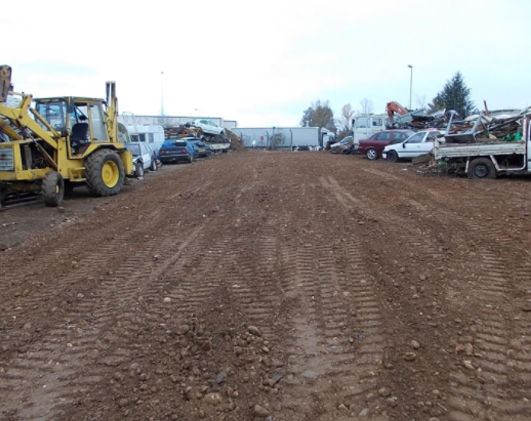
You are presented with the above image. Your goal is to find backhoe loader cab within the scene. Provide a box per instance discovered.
[0,65,134,207]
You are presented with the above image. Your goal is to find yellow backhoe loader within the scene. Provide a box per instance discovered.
[0,65,134,207]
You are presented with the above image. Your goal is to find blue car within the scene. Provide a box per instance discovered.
[159,138,195,164]
[187,138,211,158]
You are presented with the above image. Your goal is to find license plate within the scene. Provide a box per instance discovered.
[198,149,205,152]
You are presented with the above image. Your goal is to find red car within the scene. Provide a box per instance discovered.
[358,129,415,160]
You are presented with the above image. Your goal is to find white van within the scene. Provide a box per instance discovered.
[351,115,387,152]
[126,125,165,155]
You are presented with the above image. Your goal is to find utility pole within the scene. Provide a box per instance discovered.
[160,71,164,116]
[408,65,413,110]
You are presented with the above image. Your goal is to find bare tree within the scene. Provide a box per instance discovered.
[360,98,373,116]
[300,100,336,132]
[416,95,427,109]
[340,104,355,131]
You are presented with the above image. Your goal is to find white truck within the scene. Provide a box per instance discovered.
[232,126,334,150]
[351,114,386,152]
[434,112,530,179]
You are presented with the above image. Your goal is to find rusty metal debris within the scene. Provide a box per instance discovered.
[444,110,523,144]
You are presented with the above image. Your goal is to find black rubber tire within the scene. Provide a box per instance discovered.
[387,150,399,163]
[85,149,125,196]
[468,158,497,179]
[150,159,157,171]
[41,171,64,207]
[366,148,378,160]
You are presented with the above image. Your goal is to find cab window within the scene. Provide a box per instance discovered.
[36,100,68,131]
[356,118,368,128]
[89,103,108,141]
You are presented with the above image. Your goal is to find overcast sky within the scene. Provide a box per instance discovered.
[3,0,530,127]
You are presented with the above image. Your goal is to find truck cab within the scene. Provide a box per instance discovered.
[352,115,386,152]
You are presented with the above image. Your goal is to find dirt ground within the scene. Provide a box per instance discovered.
[1,151,531,421]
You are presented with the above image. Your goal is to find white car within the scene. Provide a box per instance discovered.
[125,141,158,177]
[192,119,224,136]
[382,130,442,163]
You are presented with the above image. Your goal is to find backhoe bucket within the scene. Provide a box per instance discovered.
[0,65,13,103]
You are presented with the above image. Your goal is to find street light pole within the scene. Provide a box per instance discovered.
[408,65,413,110]
[160,71,164,116]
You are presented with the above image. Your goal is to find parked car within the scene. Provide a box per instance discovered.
[382,130,443,163]
[125,142,158,177]
[192,119,224,136]
[330,136,354,154]
[187,138,211,158]
[358,130,416,160]
[159,138,195,164]
[203,142,212,157]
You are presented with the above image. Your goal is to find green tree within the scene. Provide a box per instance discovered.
[300,100,336,132]
[428,72,476,117]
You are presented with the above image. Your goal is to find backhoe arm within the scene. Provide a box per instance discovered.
[386,101,409,124]
[0,95,59,150]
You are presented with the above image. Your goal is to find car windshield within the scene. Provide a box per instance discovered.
[175,141,187,147]
[125,144,141,157]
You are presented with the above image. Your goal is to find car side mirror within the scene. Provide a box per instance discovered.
[402,142,406,148]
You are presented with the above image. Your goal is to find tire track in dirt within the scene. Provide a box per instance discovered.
[0,223,204,420]
[334,161,531,420]
[0,159,247,420]
[367,176,531,421]
[274,175,388,421]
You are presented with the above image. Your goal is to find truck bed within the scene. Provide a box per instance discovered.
[435,141,525,159]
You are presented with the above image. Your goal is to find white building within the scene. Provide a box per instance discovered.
[118,114,237,130]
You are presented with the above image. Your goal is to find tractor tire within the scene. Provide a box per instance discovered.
[468,158,497,179]
[41,171,64,207]
[85,149,125,196]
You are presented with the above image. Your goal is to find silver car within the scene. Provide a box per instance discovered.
[125,142,158,177]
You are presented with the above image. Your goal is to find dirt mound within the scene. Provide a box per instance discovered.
[225,128,246,151]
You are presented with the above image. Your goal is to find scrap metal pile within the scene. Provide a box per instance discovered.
[164,124,202,140]
[444,109,525,144]
[385,101,451,130]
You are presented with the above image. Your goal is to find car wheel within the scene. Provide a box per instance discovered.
[366,148,378,160]
[467,158,497,179]
[150,159,157,171]
[387,150,399,163]
[189,154,194,164]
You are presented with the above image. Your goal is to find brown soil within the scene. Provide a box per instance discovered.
[1,151,530,421]
[225,129,246,151]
